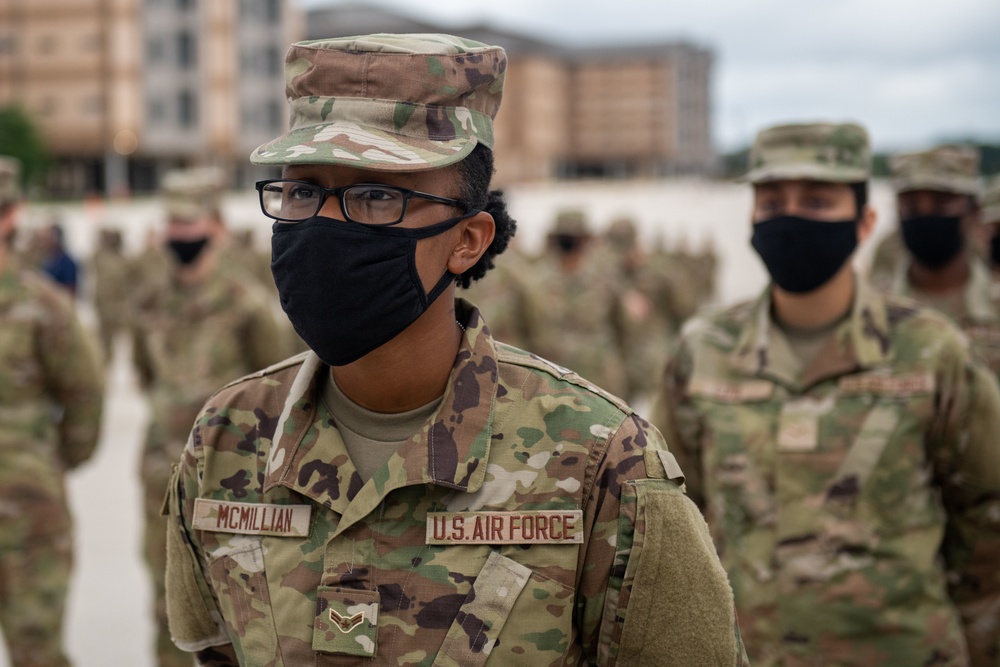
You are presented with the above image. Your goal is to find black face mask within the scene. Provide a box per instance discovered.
[751,216,858,293]
[990,233,1000,268]
[167,237,210,265]
[900,215,964,269]
[271,212,475,367]
[553,234,583,253]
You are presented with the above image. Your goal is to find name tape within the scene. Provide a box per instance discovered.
[192,499,311,537]
[838,372,934,396]
[426,510,583,545]
[689,377,774,402]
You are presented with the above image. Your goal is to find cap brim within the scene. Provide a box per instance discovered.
[892,176,980,198]
[250,121,478,172]
[740,164,868,184]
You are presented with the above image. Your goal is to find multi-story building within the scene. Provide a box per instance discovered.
[307,4,716,183]
[0,0,300,196]
[0,1,712,195]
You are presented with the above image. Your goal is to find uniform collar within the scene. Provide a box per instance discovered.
[730,276,891,391]
[263,299,498,534]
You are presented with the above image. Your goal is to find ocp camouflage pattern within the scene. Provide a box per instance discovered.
[652,279,1000,666]
[890,145,981,198]
[251,34,506,171]
[0,257,103,665]
[743,122,870,184]
[166,300,747,665]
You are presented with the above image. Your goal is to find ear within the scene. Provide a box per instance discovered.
[857,204,877,244]
[447,211,495,275]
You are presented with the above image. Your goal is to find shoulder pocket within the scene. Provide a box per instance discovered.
[612,480,740,666]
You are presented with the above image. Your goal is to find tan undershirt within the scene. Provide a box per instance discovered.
[322,373,442,482]
[776,314,848,369]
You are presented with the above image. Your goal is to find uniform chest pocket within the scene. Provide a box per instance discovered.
[207,539,281,664]
[432,550,576,667]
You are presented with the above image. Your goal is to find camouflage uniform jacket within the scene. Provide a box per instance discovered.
[891,257,1000,379]
[652,278,1000,666]
[0,260,103,534]
[131,258,288,450]
[166,300,747,666]
[527,256,630,399]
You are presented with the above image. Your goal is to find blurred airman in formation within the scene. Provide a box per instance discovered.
[129,166,290,667]
[0,155,104,666]
[867,146,1000,378]
[91,227,132,362]
[466,208,711,407]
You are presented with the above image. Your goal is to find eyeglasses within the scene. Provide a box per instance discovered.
[256,179,467,226]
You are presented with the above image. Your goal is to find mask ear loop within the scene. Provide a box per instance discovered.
[408,209,484,307]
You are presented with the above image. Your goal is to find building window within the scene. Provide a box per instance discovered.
[264,0,280,22]
[0,34,15,55]
[178,0,195,10]
[82,96,103,115]
[267,100,282,130]
[266,45,281,76]
[148,38,165,63]
[38,34,57,54]
[178,90,197,127]
[38,97,57,116]
[148,98,166,123]
[82,33,102,52]
[177,31,196,69]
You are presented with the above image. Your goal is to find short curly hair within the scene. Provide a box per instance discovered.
[454,143,517,289]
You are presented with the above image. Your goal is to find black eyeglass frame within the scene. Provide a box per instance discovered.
[255,179,468,226]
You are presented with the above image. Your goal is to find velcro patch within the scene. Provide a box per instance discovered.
[689,377,773,402]
[838,371,934,396]
[426,510,583,545]
[192,499,311,537]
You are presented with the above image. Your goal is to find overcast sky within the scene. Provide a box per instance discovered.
[298,0,1000,153]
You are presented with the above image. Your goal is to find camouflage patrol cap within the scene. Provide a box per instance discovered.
[606,216,638,249]
[743,122,870,184]
[551,210,590,237]
[0,156,22,208]
[250,33,507,171]
[981,175,1000,225]
[890,145,981,197]
[161,167,227,220]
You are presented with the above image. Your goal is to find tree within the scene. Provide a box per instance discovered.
[0,105,50,190]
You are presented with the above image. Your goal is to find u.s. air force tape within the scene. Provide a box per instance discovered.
[192,499,311,537]
[426,510,584,545]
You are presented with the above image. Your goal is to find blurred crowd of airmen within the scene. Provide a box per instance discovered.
[0,33,999,666]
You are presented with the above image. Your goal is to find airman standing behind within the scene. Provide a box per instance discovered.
[528,210,630,399]
[91,227,132,363]
[602,215,697,406]
[880,146,1000,376]
[652,122,1000,665]
[0,156,104,666]
[978,176,1000,297]
[131,167,289,667]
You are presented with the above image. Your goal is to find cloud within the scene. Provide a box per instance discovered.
[300,0,1000,151]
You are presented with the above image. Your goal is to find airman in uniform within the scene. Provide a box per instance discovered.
[979,176,1000,290]
[163,34,746,667]
[0,156,104,666]
[527,210,630,399]
[91,227,132,362]
[131,167,289,667]
[881,146,1000,376]
[652,122,1000,666]
[601,216,697,405]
